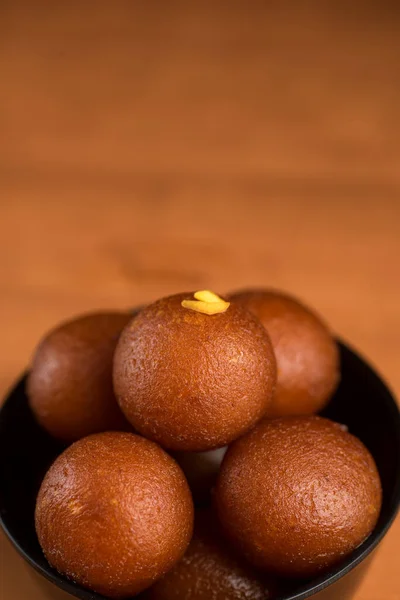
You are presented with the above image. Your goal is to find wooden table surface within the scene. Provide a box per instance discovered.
[1,2,399,599]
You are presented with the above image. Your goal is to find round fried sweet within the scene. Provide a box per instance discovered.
[229,289,339,417]
[113,292,276,451]
[35,432,194,598]
[27,311,132,441]
[145,510,279,600]
[215,416,382,579]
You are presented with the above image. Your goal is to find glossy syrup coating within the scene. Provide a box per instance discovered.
[35,432,194,598]
[228,289,340,417]
[113,293,277,451]
[215,416,382,579]
[144,510,279,600]
[27,312,133,441]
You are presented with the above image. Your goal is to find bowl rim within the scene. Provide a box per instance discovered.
[0,340,399,600]
[278,340,400,599]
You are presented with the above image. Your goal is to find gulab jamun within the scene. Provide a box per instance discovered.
[35,432,194,598]
[229,289,339,417]
[27,311,132,441]
[144,510,279,600]
[113,291,276,451]
[215,416,382,579]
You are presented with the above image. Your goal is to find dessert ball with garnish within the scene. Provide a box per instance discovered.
[35,432,194,598]
[113,291,276,451]
[215,416,382,579]
[229,289,339,417]
[27,312,133,441]
[144,509,279,600]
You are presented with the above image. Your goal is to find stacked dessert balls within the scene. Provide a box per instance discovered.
[28,290,382,599]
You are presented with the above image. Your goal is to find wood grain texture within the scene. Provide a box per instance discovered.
[0,2,399,599]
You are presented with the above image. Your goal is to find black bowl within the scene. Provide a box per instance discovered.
[1,341,399,600]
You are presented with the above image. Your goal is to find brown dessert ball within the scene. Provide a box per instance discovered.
[35,432,194,598]
[113,292,276,451]
[229,289,340,417]
[27,311,132,441]
[215,416,382,579]
[144,510,279,600]
[173,447,227,504]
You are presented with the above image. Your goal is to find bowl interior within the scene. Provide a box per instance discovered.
[0,341,399,600]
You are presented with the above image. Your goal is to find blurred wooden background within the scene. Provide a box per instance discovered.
[0,2,399,599]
